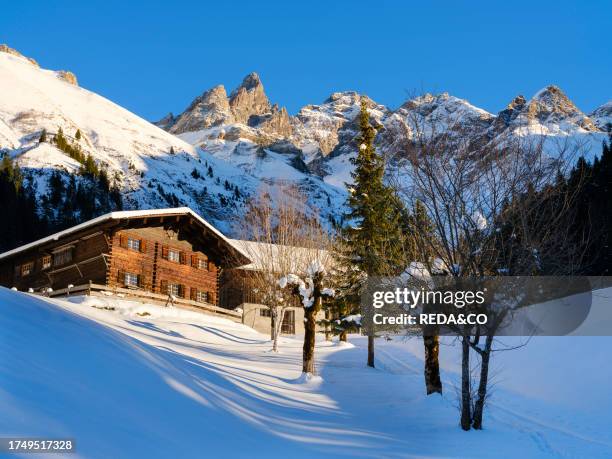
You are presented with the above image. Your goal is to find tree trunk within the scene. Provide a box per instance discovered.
[460,335,472,431]
[302,307,317,374]
[472,334,493,430]
[339,329,348,342]
[367,333,375,368]
[272,307,285,353]
[270,307,276,341]
[424,334,442,394]
[324,309,332,341]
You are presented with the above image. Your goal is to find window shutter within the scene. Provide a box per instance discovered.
[191,255,198,267]
[137,274,144,288]
[190,287,196,301]
[140,240,147,253]
[119,234,128,248]
[179,284,186,298]
[160,279,168,294]
[208,261,214,272]
[207,291,214,304]
[178,251,186,264]
[161,245,169,259]
[117,269,125,284]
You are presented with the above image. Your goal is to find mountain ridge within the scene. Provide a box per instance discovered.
[1,45,609,237]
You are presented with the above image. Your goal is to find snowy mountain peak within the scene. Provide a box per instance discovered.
[590,101,612,131]
[525,85,598,131]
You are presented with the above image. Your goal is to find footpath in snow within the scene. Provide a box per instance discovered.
[1,288,612,458]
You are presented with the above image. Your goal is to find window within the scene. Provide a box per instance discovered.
[21,262,34,276]
[168,283,182,297]
[260,308,271,317]
[195,290,209,303]
[127,238,141,251]
[125,272,139,287]
[198,258,208,270]
[281,310,296,335]
[41,255,52,270]
[53,248,72,267]
[168,249,180,263]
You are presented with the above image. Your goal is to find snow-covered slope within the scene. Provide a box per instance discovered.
[0,50,345,232]
[2,287,612,458]
[0,49,260,233]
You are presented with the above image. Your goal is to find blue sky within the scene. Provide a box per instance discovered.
[2,1,610,120]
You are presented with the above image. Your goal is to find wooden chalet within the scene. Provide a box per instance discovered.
[0,208,249,310]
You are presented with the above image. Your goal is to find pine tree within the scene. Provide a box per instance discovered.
[39,129,47,143]
[75,129,82,140]
[341,99,406,367]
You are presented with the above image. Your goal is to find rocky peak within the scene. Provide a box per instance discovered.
[170,84,233,134]
[397,92,494,138]
[57,70,78,86]
[153,112,176,130]
[525,85,598,131]
[494,95,528,129]
[237,72,262,92]
[590,102,612,131]
[248,105,293,137]
[229,72,271,124]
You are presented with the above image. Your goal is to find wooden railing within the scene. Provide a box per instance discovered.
[46,282,243,322]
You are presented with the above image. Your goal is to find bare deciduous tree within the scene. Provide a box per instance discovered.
[235,186,316,352]
[398,115,588,429]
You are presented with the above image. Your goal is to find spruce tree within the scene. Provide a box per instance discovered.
[39,129,47,143]
[75,129,82,140]
[342,99,406,367]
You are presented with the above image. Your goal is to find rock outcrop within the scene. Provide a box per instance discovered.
[170,85,233,134]
[153,113,176,130]
[57,70,78,86]
[0,44,39,67]
[228,72,271,124]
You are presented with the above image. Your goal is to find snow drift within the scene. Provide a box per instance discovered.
[1,287,612,458]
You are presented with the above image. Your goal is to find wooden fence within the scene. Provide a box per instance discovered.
[45,282,243,322]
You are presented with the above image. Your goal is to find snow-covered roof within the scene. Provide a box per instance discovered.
[228,239,333,272]
[0,207,249,261]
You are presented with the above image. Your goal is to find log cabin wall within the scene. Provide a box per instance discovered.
[0,231,109,291]
[107,226,219,305]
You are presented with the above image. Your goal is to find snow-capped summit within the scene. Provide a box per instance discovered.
[293,92,388,161]
[590,101,612,131]
[394,92,494,138]
[522,85,598,131]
